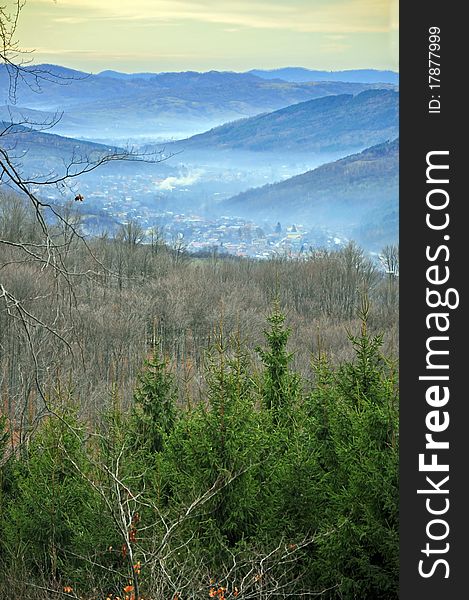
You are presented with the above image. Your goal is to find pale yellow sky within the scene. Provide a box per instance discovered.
[16,0,399,73]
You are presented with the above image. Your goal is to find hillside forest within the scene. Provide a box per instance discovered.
[0,191,399,599]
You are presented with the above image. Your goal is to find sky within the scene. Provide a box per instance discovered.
[16,0,399,73]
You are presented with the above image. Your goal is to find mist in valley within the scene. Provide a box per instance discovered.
[1,64,399,256]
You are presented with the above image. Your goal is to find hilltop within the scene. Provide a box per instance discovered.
[172,89,398,155]
[249,67,399,84]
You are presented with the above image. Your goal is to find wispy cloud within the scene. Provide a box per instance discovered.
[23,0,398,71]
[36,0,397,33]
[52,16,89,24]
[24,47,197,60]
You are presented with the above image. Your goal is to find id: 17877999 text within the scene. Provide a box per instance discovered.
[428,26,441,114]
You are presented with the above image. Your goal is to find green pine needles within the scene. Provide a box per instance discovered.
[0,302,399,600]
[256,301,301,416]
[132,349,177,453]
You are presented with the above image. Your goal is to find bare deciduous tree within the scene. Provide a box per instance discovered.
[0,1,169,437]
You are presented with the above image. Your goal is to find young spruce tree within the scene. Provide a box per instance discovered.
[256,301,301,420]
[132,347,177,453]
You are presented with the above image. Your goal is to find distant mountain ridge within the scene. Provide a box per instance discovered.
[97,70,159,80]
[249,68,399,84]
[172,89,398,154]
[98,67,399,85]
[0,64,397,140]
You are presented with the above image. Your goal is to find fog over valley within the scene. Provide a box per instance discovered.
[0,64,399,256]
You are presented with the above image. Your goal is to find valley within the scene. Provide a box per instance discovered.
[1,67,399,256]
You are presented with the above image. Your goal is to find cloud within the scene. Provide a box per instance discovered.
[36,0,397,33]
[23,0,399,71]
[52,16,89,24]
[26,47,195,59]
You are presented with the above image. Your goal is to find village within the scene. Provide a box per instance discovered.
[56,171,348,258]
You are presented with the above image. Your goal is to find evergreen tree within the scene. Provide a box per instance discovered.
[0,302,399,599]
[256,302,301,418]
[306,305,399,599]
[0,410,117,591]
[132,348,177,453]
[160,330,264,565]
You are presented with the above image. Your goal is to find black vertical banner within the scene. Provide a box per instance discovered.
[400,2,466,598]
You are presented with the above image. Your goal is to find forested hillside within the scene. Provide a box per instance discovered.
[0,191,398,411]
[173,90,398,154]
[0,191,399,599]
